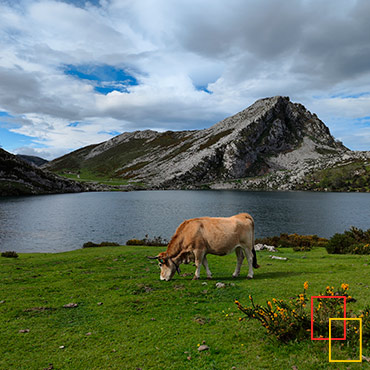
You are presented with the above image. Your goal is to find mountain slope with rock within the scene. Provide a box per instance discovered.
[45,96,370,190]
[0,148,85,196]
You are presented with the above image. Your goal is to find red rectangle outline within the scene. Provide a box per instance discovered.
[310,296,346,340]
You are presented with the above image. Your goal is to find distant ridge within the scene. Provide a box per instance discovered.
[17,154,48,167]
[45,96,370,191]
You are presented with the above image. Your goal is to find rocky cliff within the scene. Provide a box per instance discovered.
[45,96,370,190]
[0,148,85,196]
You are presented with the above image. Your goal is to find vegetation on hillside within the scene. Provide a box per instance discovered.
[299,161,370,192]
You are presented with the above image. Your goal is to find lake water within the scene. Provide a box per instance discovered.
[0,190,370,253]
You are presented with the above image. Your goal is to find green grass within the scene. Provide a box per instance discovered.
[0,247,369,369]
[300,161,370,192]
[57,169,132,186]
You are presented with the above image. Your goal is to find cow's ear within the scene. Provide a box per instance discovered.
[147,256,159,260]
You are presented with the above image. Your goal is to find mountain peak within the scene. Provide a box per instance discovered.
[45,97,349,189]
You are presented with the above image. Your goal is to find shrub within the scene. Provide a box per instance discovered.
[292,244,312,252]
[126,239,144,246]
[325,227,370,254]
[1,251,19,258]
[256,233,327,250]
[325,233,355,254]
[82,241,119,248]
[126,235,168,247]
[235,282,367,349]
[351,243,370,255]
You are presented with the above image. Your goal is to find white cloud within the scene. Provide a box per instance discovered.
[0,0,369,159]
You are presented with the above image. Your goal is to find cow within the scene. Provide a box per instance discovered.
[148,213,259,281]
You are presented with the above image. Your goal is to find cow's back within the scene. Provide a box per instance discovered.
[195,214,254,255]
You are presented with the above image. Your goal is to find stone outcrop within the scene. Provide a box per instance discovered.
[0,148,85,196]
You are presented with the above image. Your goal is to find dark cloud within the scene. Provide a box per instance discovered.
[0,0,369,155]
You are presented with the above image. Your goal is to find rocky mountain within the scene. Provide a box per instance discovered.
[0,148,85,196]
[45,96,370,190]
[16,154,49,167]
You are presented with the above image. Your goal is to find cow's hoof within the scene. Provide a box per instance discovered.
[247,276,253,280]
[207,276,213,280]
[192,276,199,280]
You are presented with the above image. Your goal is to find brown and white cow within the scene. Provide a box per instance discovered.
[148,213,259,281]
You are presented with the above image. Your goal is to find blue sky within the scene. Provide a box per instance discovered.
[0,0,370,159]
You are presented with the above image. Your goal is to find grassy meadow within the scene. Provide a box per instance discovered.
[0,246,369,369]
[57,169,131,186]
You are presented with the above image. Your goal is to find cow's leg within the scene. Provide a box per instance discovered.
[202,256,212,279]
[244,247,254,279]
[232,247,244,278]
[193,249,205,280]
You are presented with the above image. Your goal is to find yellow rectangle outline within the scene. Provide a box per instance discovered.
[329,318,362,363]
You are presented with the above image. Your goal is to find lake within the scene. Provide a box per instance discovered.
[0,190,370,253]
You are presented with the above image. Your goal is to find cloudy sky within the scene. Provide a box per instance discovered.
[0,0,370,159]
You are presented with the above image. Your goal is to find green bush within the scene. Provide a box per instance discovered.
[236,283,368,349]
[1,251,19,258]
[126,239,144,246]
[325,233,355,254]
[126,235,168,247]
[82,241,119,248]
[350,243,370,255]
[256,233,327,250]
[325,226,370,254]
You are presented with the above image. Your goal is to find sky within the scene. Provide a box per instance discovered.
[0,0,370,160]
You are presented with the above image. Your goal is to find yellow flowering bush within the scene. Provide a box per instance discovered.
[235,282,369,345]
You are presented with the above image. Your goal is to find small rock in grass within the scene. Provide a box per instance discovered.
[59,345,65,349]
[0,300,5,304]
[202,340,206,344]
[63,303,78,308]
[86,332,92,336]
[201,282,207,286]
[269,255,287,261]
[150,318,156,321]
[197,345,209,352]
[19,329,30,333]
[215,282,225,288]
[97,302,103,306]
[187,356,191,360]
[112,349,117,353]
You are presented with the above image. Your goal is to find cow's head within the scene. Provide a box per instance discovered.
[148,252,180,281]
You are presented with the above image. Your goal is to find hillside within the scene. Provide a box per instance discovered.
[45,96,370,190]
[0,148,85,196]
[16,154,49,167]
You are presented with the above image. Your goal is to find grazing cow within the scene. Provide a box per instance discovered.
[148,213,259,281]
